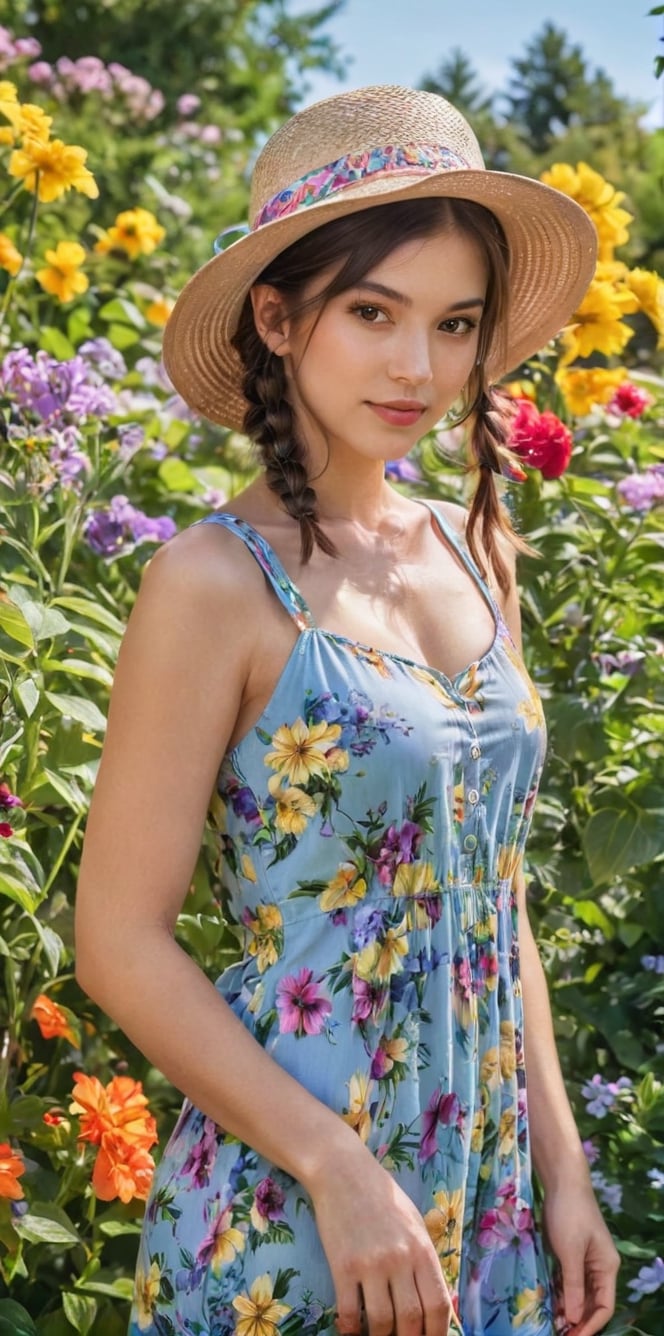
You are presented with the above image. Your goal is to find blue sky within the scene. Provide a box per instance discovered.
[289,0,664,127]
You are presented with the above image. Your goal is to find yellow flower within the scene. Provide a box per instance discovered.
[555,366,626,416]
[0,81,21,133]
[424,1187,464,1284]
[0,232,22,277]
[342,1071,374,1143]
[503,379,537,402]
[267,773,318,836]
[498,1108,516,1159]
[559,275,638,366]
[319,861,367,912]
[376,1034,409,1073]
[210,1201,245,1273]
[36,240,88,303]
[480,1046,500,1093]
[502,639,545,732]
[145,297,174,326]
[500,1020,516,1081]
[18,103,52,144]
[354,918,409,982]
[513,1284,548,1328]
[245,902,283,974]
[232,1273,291,1336]
[264,717,341,786]
[470,1105,485,1153]
[393,860,441,928]
[495,843,522,885]
[95,207,165,259]
[9,137,98,202]
[240,853,257,883]
[135,1258,161,1330]
[410,665,459,708]
[625,267,664,348]
[541,161,632,261]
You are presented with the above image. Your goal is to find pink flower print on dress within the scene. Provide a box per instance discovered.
[276,968,332,1037]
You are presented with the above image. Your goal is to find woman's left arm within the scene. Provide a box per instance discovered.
[495,540,620,1336]
[516,878,620,1336]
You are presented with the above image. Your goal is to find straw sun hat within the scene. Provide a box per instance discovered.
[162,84,597,431]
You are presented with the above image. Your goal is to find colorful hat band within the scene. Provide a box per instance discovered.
[252,142,471,230]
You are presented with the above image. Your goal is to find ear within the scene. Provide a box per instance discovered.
[249,284,293,357]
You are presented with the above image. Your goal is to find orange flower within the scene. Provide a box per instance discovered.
[0,1142,26,1200]
[92,1130,155,1203]
[70,1070,157,1149]
[31,992,78,1045]
[0,231,22,277]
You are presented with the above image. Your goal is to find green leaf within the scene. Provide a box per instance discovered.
[0,871,38,913]
[15,676,40,717]
[44,691,107,733]
[582,790,664,885]
[98,297,145,328]
[75,1278,135,1301]
[97,1218,142,1237]
[572,899,615,939]
[0,600,34,648]
[42,656,114,688]
[107,322,141,350]
[51,596,125,634]
[13,1208,80,1247]
[40,327,76,360]
[158,456,197,492]
[0,1300,38,1336]
[62,1293,98,1336]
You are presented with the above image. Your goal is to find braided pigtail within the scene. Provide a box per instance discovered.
[465,381,535,594]
[231,299,337,564]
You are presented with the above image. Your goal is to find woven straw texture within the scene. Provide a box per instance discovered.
[162,85,597,430]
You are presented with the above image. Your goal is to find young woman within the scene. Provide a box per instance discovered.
[75,85,620,1336]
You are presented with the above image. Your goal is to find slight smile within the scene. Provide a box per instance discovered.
[367,400,427,427]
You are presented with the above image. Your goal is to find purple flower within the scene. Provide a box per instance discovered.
[276,968,332,1037]
[593,649,644,678]
[647,1168,664,1189]
[48,428,91,489]
[582,1138,600,1165]
[83,494,176,556]
[1,348,117,424]
[617,466,664,512]
[28,60,53,85]
[385,456,422,482]
[180,1116,219,1188]
[78,337,127,381]
[83,509,127,556]
[581,1073,633,1118]
[641,954,664,974]
[419,1088,462,1163]
[590,1169,622,1213]
[252,1176,286,1224]
[351,975,387,1025]
[627,1256,664,1299]
[352,904,385,950]
[374,820,423,887]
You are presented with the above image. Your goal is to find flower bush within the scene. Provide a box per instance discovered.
[0,30,662,1335]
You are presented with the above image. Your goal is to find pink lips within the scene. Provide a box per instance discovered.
[368,400,426,427]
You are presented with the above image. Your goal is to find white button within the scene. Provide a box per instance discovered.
[470,744,481,760]
[468,788,480,806]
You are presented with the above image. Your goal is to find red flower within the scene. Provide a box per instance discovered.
[0,823,13,838]
[607,381,653,419]
[508,398,573,479]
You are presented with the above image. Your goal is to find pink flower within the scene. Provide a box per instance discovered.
[351,975,388,1025]
[0,823,13,838]
[608,382,653,419]
[177,93,201,117]
[0,784,23,809]
[477,1179,534,1253]
[508,398,573,479]
[276,968,332,1037]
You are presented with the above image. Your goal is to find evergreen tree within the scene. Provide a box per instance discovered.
[421,47,493,117]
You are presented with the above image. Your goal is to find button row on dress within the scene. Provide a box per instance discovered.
[470,743,481,760]
[463,833,478,852]
[467,788,480,806]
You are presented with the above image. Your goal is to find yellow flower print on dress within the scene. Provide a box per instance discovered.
[424,1186,464,1284]
[496,843,523,885]
[134,1258,161,1331]
[264,717,342,786]
[348,643,394,677]
[410,666,459,708]
[208,1201,246,1274]
[319,861,367,912]
[342,1070,374,1142]
[498,1107,517,1159]
[393,860,442,928]
[501,638,545,733]
[267,774,319,835]
[513,1283,549,1328]
[500,1020,517,1081]
[243,903,284,974]
[232,1273,291,1336]
[354,918,409,982]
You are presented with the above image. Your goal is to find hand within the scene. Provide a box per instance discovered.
[543,1180,620,1336]
[308,1145,453,1336]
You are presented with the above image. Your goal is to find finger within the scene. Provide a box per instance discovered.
[567,1280,618,1336]
[414,1259,453,1336]
[560,1252,586,1329]
[360,1273,398,1336]
[335,1280,363,1336]
[389,1268,425,1336]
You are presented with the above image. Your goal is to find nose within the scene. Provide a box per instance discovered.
[387,328,434,387]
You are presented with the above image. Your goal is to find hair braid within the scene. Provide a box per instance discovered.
[465,382,533,593]
[232,305,337,563]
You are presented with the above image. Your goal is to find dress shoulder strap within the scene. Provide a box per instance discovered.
[190,512,315,631]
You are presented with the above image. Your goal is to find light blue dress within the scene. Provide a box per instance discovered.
[129,503,555,1336]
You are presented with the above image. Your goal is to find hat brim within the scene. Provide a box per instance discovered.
[162,167,597,431]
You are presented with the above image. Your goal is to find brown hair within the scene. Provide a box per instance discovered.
[231,197,527,590]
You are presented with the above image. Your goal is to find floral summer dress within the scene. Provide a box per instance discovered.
[129,502,556,1336]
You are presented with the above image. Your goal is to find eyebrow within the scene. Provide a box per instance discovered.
[354,280,485,311]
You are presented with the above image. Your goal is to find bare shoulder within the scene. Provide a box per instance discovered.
[140,515,272,618]
[422,495,521,641]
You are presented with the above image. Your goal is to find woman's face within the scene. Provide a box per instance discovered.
[267,225,488,467]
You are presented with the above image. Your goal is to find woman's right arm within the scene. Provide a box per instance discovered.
[74,528,452,1336]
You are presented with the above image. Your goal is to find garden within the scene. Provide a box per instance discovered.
[0,3,662,1332]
